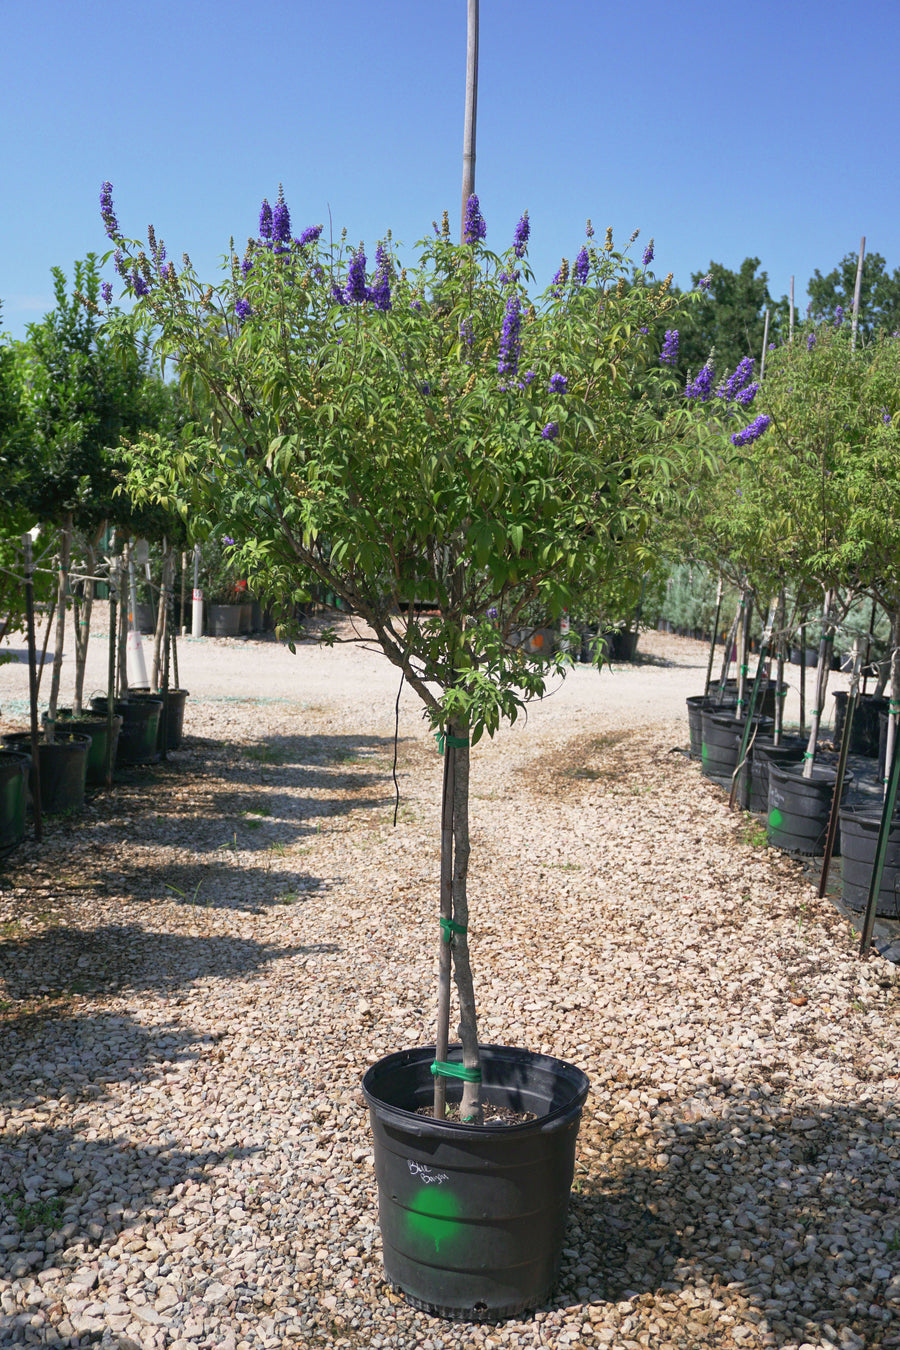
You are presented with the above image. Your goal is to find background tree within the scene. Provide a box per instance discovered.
[808,250,900,339]
[676,257,773,380]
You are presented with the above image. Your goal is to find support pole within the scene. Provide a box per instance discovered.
[22,534,43,842]
[851,236,865,354]
[191,544,204,638]
[434,736,456,1119]
[460,0,479,240]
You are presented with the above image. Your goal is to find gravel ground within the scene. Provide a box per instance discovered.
[0,621,898,1350]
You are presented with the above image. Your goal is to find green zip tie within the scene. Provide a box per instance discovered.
[435,732,470,753]
[890,703,900,714]
[440,917,468,943]
[431,1061,482,1083]
[803,751,814,760]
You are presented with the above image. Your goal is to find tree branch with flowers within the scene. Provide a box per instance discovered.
[104,182,718,1118]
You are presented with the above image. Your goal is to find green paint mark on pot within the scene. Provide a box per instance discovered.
[407,1185,462,1255]
[769,807,784,830]
[701,743,709,763]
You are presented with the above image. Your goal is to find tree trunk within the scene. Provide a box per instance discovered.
[72,523,105,717]
[47,515,73,735]
[884,604,900,797]
[151,546,171,692]
[802,590,836,778]
[451,733,482,1123]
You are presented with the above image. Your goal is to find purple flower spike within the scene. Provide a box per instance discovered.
[659,329,679,366]
[685,361,715,402]
[807,330,817,351]
[272,192,291,247]
[717,356,755,401]
[513,211,530,258]
[548,372,568,394]
[573,247,590,288]
[642,239,654,267]
[540,422,559,440]
[882,409,892,424]
[100,281,113,306]
[731,414,771,447]
[299,225,323,248]
[331,283,347,307]
[463,194,487,245]
[131,270,150,298]
[497,295,521,377]
[735,381,760,407]
[834,305,844,327]
[345,249,368,303]
[235,298,252,324]
[259,199,273,242]
[100,182,119,239]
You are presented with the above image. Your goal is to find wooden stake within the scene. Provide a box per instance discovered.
[851,235,865,353]
[460,0,479,241]
[789,277,795,344]
[759,310,771,379]
[22,534,43,842]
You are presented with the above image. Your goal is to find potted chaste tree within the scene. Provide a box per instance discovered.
[103,183,714,1319]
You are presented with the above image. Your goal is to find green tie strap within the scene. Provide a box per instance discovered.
[440,917,468,943]
[431,1060,482,1083]
[435,732,470,753]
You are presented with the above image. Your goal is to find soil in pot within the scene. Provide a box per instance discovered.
[767,762,853,856]
[0,750,29,849]
[362,1044,589,1323]
[839,806,900,920]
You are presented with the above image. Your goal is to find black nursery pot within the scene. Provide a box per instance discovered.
[128,687,190,751]
[833,691,888,758]
[767,761,853,856]
[90,696,162,765]
[839,806,900,920]
[362,1045,589,1323]
[0,750,29,849]
[746,736,807,815]
[1,732,91,815]
[700,710,773,789]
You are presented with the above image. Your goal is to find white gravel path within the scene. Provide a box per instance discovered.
[0,621,897,1350]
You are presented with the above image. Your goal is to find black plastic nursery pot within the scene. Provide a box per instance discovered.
[700,711,773,790]
[129,687,190,751]
[361,1045,590,1323]
[686,696,734,759]
[838,806,900,920]
[767,762,853,856]
[90,696,162,765]
[1,732,91,815]
[833,691,887,758]
[746,737,807,815]
[0,750,29,849]
[49,714,123,785]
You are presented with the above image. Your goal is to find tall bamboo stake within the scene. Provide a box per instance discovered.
[789,277,795,343]
[703,575,724,696]
[759,310,770,379]
[851,236,865,353]
[460,0,479,238]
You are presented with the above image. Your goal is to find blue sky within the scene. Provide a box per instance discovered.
[3,0,899,341]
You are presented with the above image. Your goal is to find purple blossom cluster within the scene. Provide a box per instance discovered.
[717,356,754,401]
[659,329,679,366]
[272,191,291,251]
[685,362,715,402]
[540,422,559,440]
[100,182,118,240]
[101,282,113,306]
[807,330,817,351]
[573,247,590,288]
[642,239,654,267]
[834,305,844,327]
[513,211,529,258]
[463,194,487,245]
[368,243,392,311]
[731,414,772,447]
[735,381,760,407]
[345,249,369,303]
[298,225,323,248]
[548,372,568,394]
[497,296,521,377]
[235,298,252,325]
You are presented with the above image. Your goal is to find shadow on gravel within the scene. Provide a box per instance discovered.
[0,923,339,1003]
[564,1093,898,1347]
